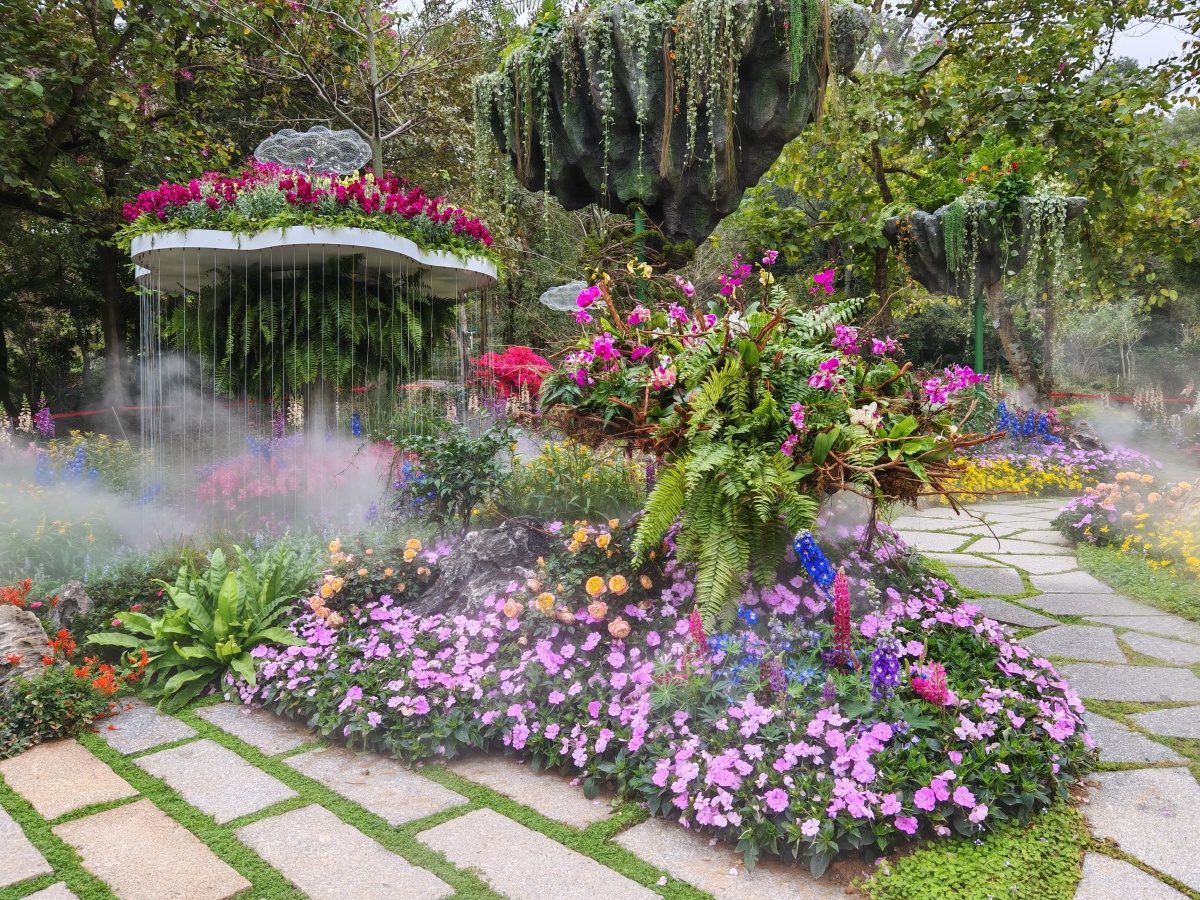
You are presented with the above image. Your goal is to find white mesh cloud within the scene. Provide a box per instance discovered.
[254,126,373,174]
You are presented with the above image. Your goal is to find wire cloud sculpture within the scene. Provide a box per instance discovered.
[254,126,372,174]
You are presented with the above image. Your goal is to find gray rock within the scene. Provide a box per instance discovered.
[0,604,49,686]
[981,553,1079,574]
[1031,571,1114,593]
[1131,706,1200,739]
[1074,853,1188,900]
[95,698,197,755]
[1024,594,1160,617]
[53,799,251,900]
[0,739,138,820]
[411,517,554,617]
[24,884,80,900]
[285,746,466,826]
[1086,616,1200,644]
[614,817,842,899]
[419,807,657,900]
[196,703,314,756]
[949,566,1024,595]
[0,806,52,888]
[1119,632,1200,665]
[236,805,451,900]
[49,580,92,630]
[481,0,867,244]
[1080,711,1185,764]
[135,739,297,824]
[1059,664,1200,702]
[968,598,1058,629]
[1019,625,1126,663]
[1084,769,1200,892]
[446,753,612,829]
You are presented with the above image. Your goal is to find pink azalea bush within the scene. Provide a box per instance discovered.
[233,524,1093,877]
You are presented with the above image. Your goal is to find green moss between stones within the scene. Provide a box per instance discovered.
[1076,543,1200,624]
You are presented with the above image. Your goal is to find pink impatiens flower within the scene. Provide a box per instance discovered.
[764,789,789,812]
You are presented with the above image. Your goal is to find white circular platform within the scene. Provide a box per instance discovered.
[131,226,498,297]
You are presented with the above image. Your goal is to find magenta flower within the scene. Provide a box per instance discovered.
[576,285,602,308]
[809,267,836,295]
[953,786,976,807]
[762,250,779,266]
[764,789,789,812]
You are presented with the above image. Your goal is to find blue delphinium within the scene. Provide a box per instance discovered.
[34,450,53,485]
[350,412,363,438]
[794,530,835,589]
[869,630,901,701]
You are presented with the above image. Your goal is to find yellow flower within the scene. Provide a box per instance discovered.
[329,539,342,554]
[608,575,629,595]
[609,518,620,529]
[358,568,369,577]
[406,538,422,551]
[384,568,394,577]
[573,529,589,544]
[332,577,344,592]
[536,592,556,612]
[404,548,417,562]
[586,575,606,597]
[320,583,334,599]
[596,534,611,549]
[365,548,374,555]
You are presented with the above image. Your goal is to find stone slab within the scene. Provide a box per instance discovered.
[1084,769,1200,892]
[53,799,250,900]
[1030,572,1114,593]
[419,808,657,900]
[614,817,842,900]
[0,805,52,888]
[25,885,80,900]
[0,739,137,819]
[968,538,1074,555]
[921,553,1005,567]
[1132,706,1200,739]
[135,739,297,824]
[1086,616,1200,644]
[941,523,1027,537]
[1059,663,1200,702]
[285,746,466,825]
[1074,853,1188,900]
[1120,632,1200,665]
[968,503,1051,515]
[95,698,197,755]
[1015,529,1073,546]
[196,703,314,756]
[1081,711,1185,764]
[446,753,611,829]
[969,598,1059,629]
[980,554,1079,574]
[236,804,450,900]
[1024,594,1160,617]
[949,566,1024,595]
[898,531,971,553]
[889,516,957,532]
[1019,625,1126,663]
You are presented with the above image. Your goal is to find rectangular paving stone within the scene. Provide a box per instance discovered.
[236,804,451,900]
[1085,769,1200,892]
[286,746,466,825]
[968,598,1058,629]
[1075,853,1189,900]
[1081,711,1186,764]
[0,740,137,819]
[614,817,842,900]
[939,523,1026,538]
[967,538,1074,555]
[419,808,657,900]
[1131,706,1200,739]
[53,799,250,900]
[1013,529,1072,546]
[1019,625,1126,663]
[1120,632,1200,665]
[135,739,296,824]
[0,805,52,888]
[920,552,1006,567]
[196,703,314,756]
[1086,616,1200,644]
[1024,594,1160,617]
[898,531,971,553]
[95,699,197,755]
[1059,663,1200,702]
[1030,571,1114,593]
[25,885,80,900]
[949,566,1024,595]
[446,753,612,829]
[979,553,1079,574]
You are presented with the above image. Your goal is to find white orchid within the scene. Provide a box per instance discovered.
[849,401,881,432]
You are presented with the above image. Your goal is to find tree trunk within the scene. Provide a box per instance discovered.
[96,242,127,403]
[0,305,14,419]
[873,245,892,327]
[984,281,1048,405]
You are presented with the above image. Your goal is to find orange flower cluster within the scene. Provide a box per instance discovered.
[0,579,33,607]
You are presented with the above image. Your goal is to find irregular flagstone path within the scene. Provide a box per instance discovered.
[892,497,1200,900]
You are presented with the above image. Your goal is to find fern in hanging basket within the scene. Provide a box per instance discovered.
[540,258,997,625]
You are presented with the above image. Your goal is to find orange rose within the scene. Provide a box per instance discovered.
[358,568,369,577]
[608,518,620,529]
[608,575,628,595]
[503,599,522,619]
[608,617,631,639]
[585,576,606,597]
[556,609,577,625]
[596,534,611,549]
[536,592,556,612]
[588,600,608,620]
[639,574,653,590]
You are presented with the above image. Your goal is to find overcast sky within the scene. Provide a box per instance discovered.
[1111,18,1190,66]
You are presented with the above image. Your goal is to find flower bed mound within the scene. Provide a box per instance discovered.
[948,443,1158,501]
[234,531,1092,877]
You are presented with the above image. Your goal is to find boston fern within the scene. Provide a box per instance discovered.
[543,258,991,625]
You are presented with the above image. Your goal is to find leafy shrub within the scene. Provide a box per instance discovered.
[44,431,146,496]
[88,542,317,709]
[0,481,121,582]
[499,441,646,521]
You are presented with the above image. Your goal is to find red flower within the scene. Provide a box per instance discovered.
[4,653,22,665]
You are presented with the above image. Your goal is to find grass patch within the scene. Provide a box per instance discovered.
[1077,544,1200,623]
[853,801,1088,900]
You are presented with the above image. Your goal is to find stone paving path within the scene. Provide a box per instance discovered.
[2,498,1199,899]
[893,499,1200,900]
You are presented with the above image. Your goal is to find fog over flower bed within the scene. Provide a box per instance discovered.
[230,522,1093,876]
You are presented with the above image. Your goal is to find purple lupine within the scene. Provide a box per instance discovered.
[870,631,901,701]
